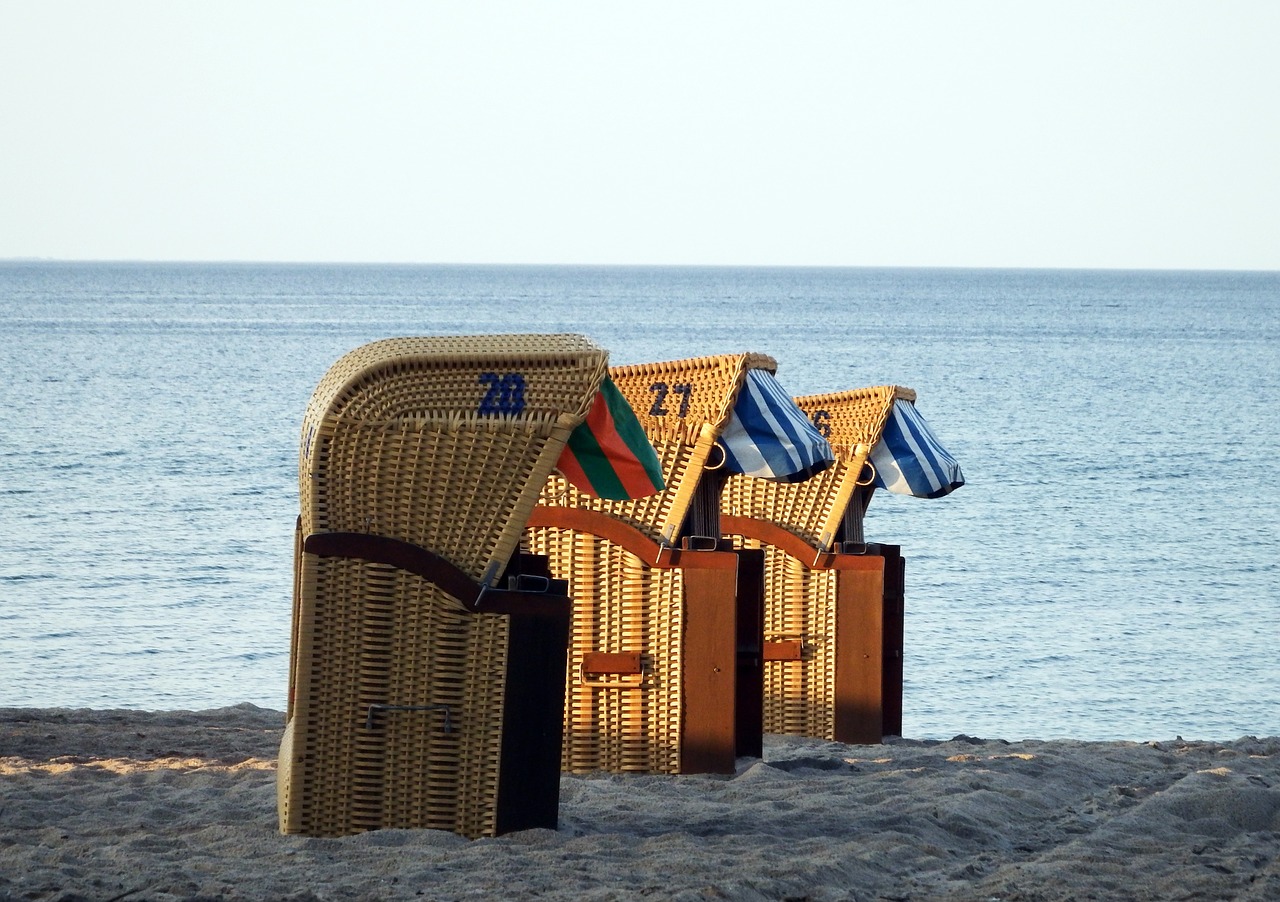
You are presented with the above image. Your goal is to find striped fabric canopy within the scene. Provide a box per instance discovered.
[719,370,835,483]
[557,377,666,500]
[870,400,965,498]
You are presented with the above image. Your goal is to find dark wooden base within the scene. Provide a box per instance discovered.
[680,546,765,772]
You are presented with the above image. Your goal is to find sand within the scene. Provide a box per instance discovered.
[2,705,1278,902]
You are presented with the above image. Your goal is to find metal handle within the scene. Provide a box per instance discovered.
[578,652,647,688]
[365,704,454,733]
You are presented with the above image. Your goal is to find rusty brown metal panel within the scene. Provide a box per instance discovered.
[679,562,740,774]
[581,652,644,675]
[833,558,886,745]
[763,640,804,661]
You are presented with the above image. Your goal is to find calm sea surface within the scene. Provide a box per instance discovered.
[2,262,1277,741]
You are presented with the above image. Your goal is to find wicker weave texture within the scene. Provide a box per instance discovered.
[528,353,774,773]
[281,560,509,837]
[752,543,840,738]
[524,527,683,774]
[304,334,607,431]
[721,464,846,552]
[537,434,705,546]
[305,420,576,581]
[537,352,776,543]
[282,334,607,838]
[721,385,909,548]
[610,352,776,443]
[795,385,912,462]
[720,385,910,741]
[301,335,609,578]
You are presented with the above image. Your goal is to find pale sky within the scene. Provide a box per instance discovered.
[3,2,1278,269]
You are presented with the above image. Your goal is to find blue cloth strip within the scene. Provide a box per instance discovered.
[719,370,835,483]
[870,400,965,498]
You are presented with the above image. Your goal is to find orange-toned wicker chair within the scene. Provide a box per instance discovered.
[278,334,608,838]
[525,353,782,774]
[720,386,913,744]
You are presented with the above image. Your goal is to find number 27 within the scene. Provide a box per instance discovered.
[649,382,692,417]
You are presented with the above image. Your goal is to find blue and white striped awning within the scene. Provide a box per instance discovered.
[870,400,964,498]
[719,370,835,483]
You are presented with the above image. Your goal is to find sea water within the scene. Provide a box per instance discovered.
[2,262,1277,741]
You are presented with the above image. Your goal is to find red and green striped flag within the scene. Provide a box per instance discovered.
[557,377,665,500]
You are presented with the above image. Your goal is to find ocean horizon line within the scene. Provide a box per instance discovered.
[4,257,1278,276]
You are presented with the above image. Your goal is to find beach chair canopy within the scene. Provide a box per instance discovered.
[530,351,824,775]
[718,383,959,745]
[555,376,666,501]
[718,369,835,484]
[869,399,964,499]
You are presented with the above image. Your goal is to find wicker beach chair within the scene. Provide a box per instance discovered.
[526,353,799,775]
[720,386,912,744]
[278,334,608,838]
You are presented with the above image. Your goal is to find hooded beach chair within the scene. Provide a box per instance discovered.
[278,334,608,838]
[720,385,964,743]
[525,353,833,774]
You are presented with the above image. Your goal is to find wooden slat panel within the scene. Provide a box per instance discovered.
[833,558,887,745]
[680,563,739,774]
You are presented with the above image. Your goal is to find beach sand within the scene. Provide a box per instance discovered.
[2,705,1278,901]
